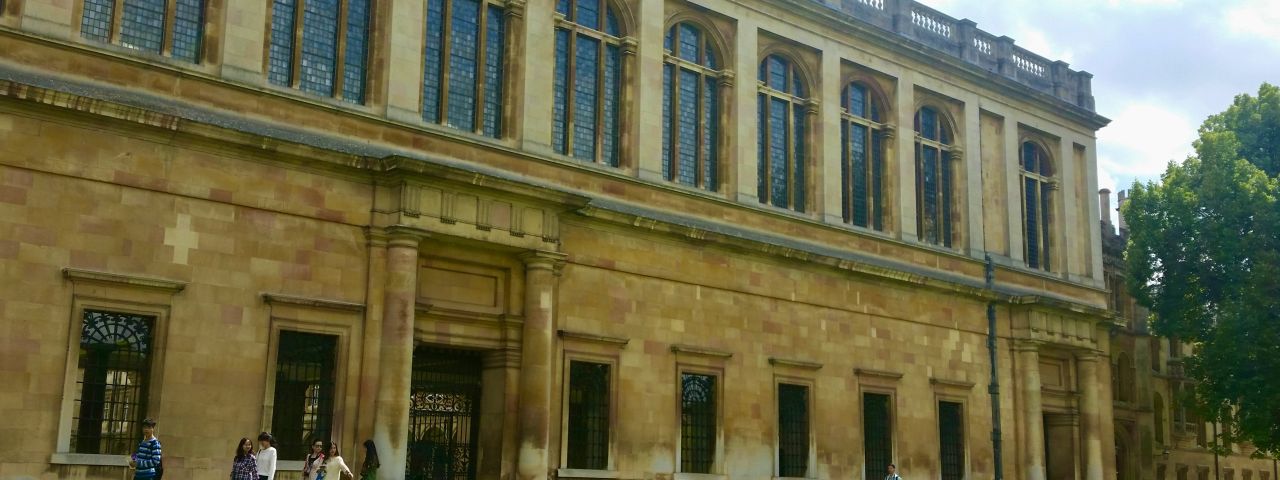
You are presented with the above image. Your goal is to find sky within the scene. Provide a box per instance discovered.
[916,0,1280,221]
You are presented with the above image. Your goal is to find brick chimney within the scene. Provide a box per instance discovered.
[1117,190,1128,232]
[1099,188,1113,233]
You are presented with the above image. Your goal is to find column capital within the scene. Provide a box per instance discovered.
[1075,350,1104,363]
[520,250,567,272]
[948,148,964,162]
[504,0,526,18]
[718,70,736,88]
[384,225,430,247]
[364,227,390,248]
[805,97,820,115]
[1012,339,1043,353]
[880,123,897,140]
[620,37,639,56]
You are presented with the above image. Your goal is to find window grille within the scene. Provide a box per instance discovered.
[79,0,206,63]
[938,401,965,480]
[914,106,955,247]
[407,346,483,480]
[72,310,155,455]
[841,82,885,230]
[268,0,372,103]
[272,331,338,461]
[662,22,721,191]
[566,360,611,470]
[863,393,893,480]
[777,384,809,477]
[553,0,624,166]
[421,0,507,137]
[757,54,809,212]
[680,373,716,473]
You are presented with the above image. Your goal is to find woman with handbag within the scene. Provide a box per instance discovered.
[230,438,258,480]
[301,440,326,480]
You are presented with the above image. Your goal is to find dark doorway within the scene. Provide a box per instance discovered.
[407,345,484,480]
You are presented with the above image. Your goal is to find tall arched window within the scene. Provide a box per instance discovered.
[841,82,886,230]
[421,0,507,138]
[1153,393,1166,445]
[553,0,624,167]
[662,22,721,191]
[1021,141,1054,269]
[80,0,207,63]
[267,0,372,104]
[914,106,955,246]
[757,54,809,212]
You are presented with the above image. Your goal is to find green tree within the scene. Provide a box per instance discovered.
[1124,83,1280,454]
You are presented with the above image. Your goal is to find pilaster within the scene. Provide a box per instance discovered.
[1005,114,1025,263]
[385,0,427,123]
[634,0,664,181]
[732,20,759,204]
[220,0,268,84]
[962,99,985,258]
[819,48,843,224]
[515,250,567,480]
[894,75,917,241]
[518,0,557,153]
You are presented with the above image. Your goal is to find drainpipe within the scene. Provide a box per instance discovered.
[986,255,1004,480]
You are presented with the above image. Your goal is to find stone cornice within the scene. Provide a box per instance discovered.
[62,268,187,294]
[671,344,734,358]
[769,357,824,370]
[855,368,904,380]
[261,293,365,313]
[557,329,630,347]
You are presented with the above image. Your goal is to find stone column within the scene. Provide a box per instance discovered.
[1017,341,1047,480]
[516,251,567,480]
[1079,352,1105,480]
[372,227,424,480]
[355,229,389,451]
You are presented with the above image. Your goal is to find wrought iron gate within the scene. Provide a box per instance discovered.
[407,345,483,480]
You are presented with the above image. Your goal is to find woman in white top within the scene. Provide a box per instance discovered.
[255,433,278,480]
[319,441,354,480]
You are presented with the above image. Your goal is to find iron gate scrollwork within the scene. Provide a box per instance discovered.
[408,345,483,480]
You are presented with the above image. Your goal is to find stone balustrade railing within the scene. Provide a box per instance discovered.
[823,0,1095,111]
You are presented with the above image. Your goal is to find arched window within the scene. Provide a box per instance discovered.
[1153,393,1166,445]
[267,0,372,104]
[662,22,722,191]
[553,0,624,167]
[914,106,955,246]
[1021,141,1054,269]
[80,0,207,63]
[757,54,809,212]
[421,0,508,138]
[840,82,886,230]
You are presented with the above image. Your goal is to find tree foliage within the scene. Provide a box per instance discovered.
[1123,83,1280,453]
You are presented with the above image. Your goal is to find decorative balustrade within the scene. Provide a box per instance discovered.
[805,0,1096,112]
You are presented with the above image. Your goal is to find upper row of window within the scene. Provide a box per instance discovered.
[76,0,1056,270]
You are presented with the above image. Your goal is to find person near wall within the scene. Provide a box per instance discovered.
[256,432,278,480]
[231,437,258,480]
[302,440,327,480]
[128,418,163,480]
[320,441,354,480]
[359,440,380,480]
[885,463,901,480]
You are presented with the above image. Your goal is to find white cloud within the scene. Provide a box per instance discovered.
[1097,101,1197,178]
[1223,0,1280,46]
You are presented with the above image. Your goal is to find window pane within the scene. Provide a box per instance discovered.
[757,93,768,202]
[572,36,600,161]
[299,0,339,97]
[575,0,599,30]
[567,361,610,470]
[268,0,297,87]
[940,150,953,247]
[341,0,371,103]
[850,123,869,227]
[604,7,620,36]
[552,28,570,154]
[681,373,717,474]
[841,121,850,223]
[481,5,505,137]
[920,107,938,141]
[939,401,965,480]
[446,0,481,131]
[422,0,446,122]
[765,56,787,91]
[871,132,884,231]
[1025,177,1039,268]
[119,0,167,54]
[81,0,116,43]
[863,393,893,480]
[677,68,699,186]
[921,146,939,243]
[702,77,718,191]
[172,0,206,63]
[272,331,338,461]
[602,43,621,167]
[677,23,700,63]
[1023,141,1038,173]
[768,98,789,208]
[847,84,866,118]
[1041,184,1051,269]
[777,384,809,478]
[73,310,154,455]
[662,63,673,180]
[793,102,806,212]
[556,0,570,15]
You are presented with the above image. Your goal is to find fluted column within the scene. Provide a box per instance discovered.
[1017,341,1046,480]
[372,227,425,480]
[516,251,567,480]
[1079,352,1105,480]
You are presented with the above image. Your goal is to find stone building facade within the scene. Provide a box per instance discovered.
[0,0,1116,479]
[1101,190,1279,480]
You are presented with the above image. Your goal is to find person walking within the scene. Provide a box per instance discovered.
[256,432,278,480]
[302,439,327,480]
[884,463,901,480]
[128,418,162,480]
[231,438,258,480]
[359,440,380,480]
[320,441,354,480]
